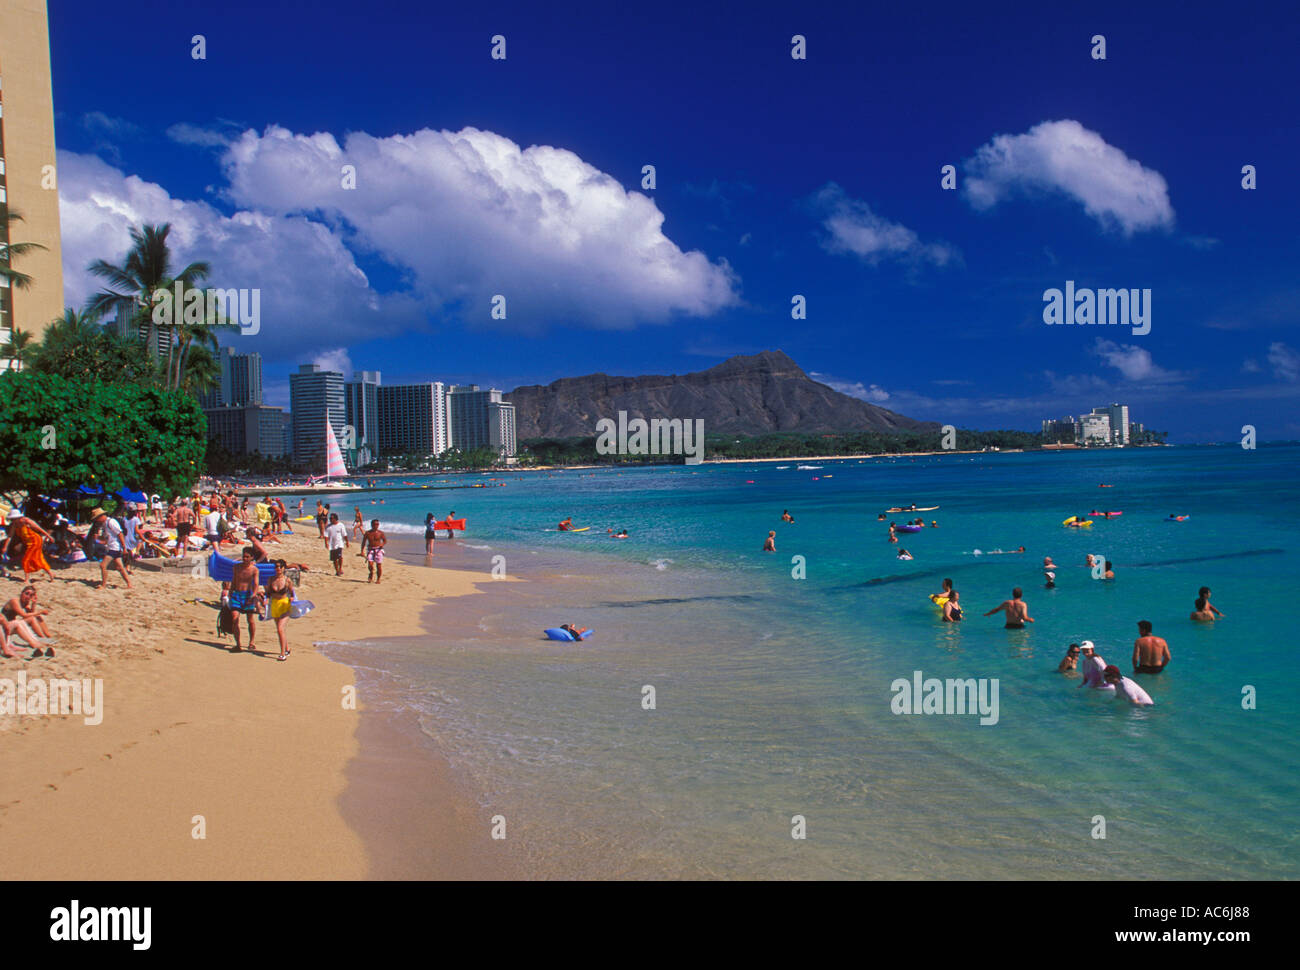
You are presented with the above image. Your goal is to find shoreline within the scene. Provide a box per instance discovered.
[0,522,515,879]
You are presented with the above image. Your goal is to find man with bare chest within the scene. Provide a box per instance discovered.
[984,587,1035,628]
[361,519,387,584]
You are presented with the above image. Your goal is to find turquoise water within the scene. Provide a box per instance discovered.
[324,446,1300,878]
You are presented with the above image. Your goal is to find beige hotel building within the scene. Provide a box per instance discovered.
[0,0,64,370]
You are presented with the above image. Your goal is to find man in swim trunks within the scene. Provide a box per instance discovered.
[1132,620,1170,674]
[1191,586,1225,621]
[361,519,387,584]
[1058,643,1080,672]
[172,500,195,557]
[1043,556,1057,588]
[558,517,573,532]
[1077,641,1115,690]
[445,511,457,540]
[763,531,776,552]
[984,588,1034,628]
[1104,664,1154,705]
[942,590,963,622]
[227,547,262,652]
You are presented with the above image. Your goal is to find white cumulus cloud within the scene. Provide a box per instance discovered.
[964,120,1174,235]
[1092,339,1185,383]
[813,184,958,267]
[809,371,891,402]
[1267,342,1300,382]
[218,125,739,330]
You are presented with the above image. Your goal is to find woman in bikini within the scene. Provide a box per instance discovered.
[264,560,295,661]
[4,586,52,639]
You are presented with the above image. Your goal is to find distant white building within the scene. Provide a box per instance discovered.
[1077,413,1111,447]
[1091,403,1129,445]
[447,384,517,458]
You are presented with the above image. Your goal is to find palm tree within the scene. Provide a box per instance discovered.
[85,224,211,390]
[7,327,35,368]
[0,207,47,292]
[178,340,221,397]
[168,278,238,391]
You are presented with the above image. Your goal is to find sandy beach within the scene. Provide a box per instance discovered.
[0,522,516,879]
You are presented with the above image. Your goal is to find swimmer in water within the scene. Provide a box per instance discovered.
[984,588,1034,628]
[931,520,938,528]
[560,623,589,640]
[897,548,913,560]
[1190,586,1225,621]
[1058,643,1080,673]
[1077,641,1114,690]
[763,531,776,553]
[934,577,953,600]
[1043,556,1057,588]
[942,590,963,622]
[1103,560,1115,580]
[1085,554,1096,569]
[1104,665,1154,705]
[781,510,794,523]
[877,513,887,521]
[1132,620,1170,673]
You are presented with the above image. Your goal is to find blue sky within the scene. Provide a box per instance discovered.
[47,0,1300,441]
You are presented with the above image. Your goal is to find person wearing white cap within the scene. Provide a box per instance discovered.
[1043,556,1057,589]
[1076,641,1115,691]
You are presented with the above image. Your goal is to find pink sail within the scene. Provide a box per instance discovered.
[324,420,347,479]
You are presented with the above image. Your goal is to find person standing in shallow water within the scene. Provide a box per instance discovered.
[763,531,776,552]
[984,588,1034,628]
[1191,586,1225,621]
[424,513,438,554]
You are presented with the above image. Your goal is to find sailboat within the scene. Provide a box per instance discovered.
[310,420,359,490]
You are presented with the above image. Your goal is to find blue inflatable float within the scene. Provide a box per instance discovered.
[544,627,593,641]
[208,551,278,583]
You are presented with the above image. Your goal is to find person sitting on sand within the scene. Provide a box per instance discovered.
[1076,641,1113,689]
[942,591,963,622]
[1191,586,1225,622]
[3,586,52,640]
[558,517,574,532]
[560,623,589,640]
[1058,643,1080,673]
[1043,556,1057,588]
[1104,665,1154,706]
[897,548,913,560]
[361,519,387,584]
[264,560,295,661]
[227,547,262,652]
[763,531,776,552]
[781,510,794,523]
[1132,620,1170,674]
[984,588,1034,628]
[1,610,51,658]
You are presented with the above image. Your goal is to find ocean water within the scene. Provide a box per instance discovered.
[323,446,1300,878]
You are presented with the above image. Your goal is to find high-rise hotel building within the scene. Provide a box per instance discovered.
[377,381,447,457]
[0,0,64,369]
[447,384,516,458]
[289,363,346,467]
